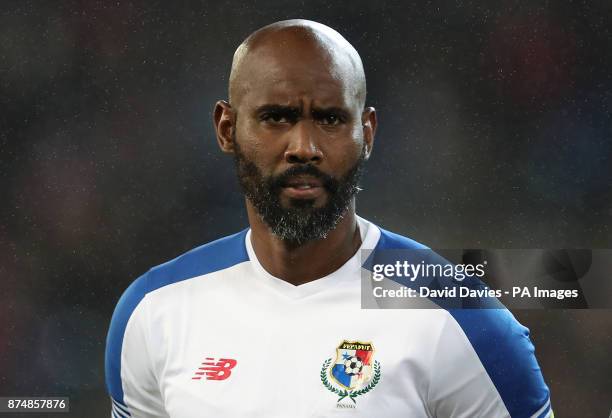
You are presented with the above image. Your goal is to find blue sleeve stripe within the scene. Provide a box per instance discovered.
[112,398,130,417]
[533,399,552,418]
[111,401,129,418]
[372,229,551,418]
[105,229,249,404]
[112,403,129,418]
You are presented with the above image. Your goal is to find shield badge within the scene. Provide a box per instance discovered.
[330,340,375,390]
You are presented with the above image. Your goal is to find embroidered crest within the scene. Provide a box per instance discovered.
[320,340,381,404]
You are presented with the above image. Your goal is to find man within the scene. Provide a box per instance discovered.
[105,20,552,418]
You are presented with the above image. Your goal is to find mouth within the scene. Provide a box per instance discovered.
[281,176,325,199]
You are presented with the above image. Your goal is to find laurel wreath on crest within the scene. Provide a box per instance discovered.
[320,358,381,403]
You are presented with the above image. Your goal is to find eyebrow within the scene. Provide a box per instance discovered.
[254,104,351,119]
[254,104,301,117]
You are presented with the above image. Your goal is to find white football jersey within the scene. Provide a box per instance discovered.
[105,217,552,418]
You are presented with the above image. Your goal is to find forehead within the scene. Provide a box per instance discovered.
[236,46,360,110]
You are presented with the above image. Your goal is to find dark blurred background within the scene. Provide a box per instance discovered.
[2,1,611,417]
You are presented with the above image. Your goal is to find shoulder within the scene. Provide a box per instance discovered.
[366,222,551,417]
[108,228,249,332]
[105,229,250,404]
[120,228,249,305]
[143,228,249,293]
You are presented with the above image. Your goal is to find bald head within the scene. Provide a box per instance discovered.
[213,19,378,239]
[228,19,367,110]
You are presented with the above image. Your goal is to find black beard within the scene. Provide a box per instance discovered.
[233,141,365,246]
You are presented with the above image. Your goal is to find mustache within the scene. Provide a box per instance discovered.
[268,164,339,193]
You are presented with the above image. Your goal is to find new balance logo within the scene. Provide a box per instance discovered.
[191,357,237,380]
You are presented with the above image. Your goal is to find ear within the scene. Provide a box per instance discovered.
[213,100,236,154]
[361,106,377,160]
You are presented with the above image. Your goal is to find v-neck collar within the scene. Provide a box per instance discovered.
[244,216,381,299]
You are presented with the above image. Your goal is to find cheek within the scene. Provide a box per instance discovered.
[336,122,365,154]
[350,122,364,141]
[325,143,362,176]
[236,127,281,173]
[336,127,365,161]
[235,118,261,153]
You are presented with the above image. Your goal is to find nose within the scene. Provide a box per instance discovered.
[284,120,323,164]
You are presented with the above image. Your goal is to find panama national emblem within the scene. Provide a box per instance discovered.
[320,340,381,404]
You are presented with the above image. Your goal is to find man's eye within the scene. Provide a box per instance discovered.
[319,114,341,126]
[261,113,289,123]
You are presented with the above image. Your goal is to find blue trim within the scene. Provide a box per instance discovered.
[112,398,130,417]
[105,229,249,404]
[371,228,551,418]
[536,402,552,418]
[112,402,129,418]
[449,309,550,418]
[373,227,429,252]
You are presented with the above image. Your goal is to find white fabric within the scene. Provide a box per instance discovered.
[114,218,544,418]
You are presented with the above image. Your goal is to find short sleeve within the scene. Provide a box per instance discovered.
[105,275,168,418]
[427,310,553,418]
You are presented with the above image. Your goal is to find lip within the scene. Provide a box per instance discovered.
[282,185,324,199]
[282,176,325,199]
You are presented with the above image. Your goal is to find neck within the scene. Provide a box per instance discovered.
[247,200,362,286]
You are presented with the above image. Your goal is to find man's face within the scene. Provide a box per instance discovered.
[226,39,372,244]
